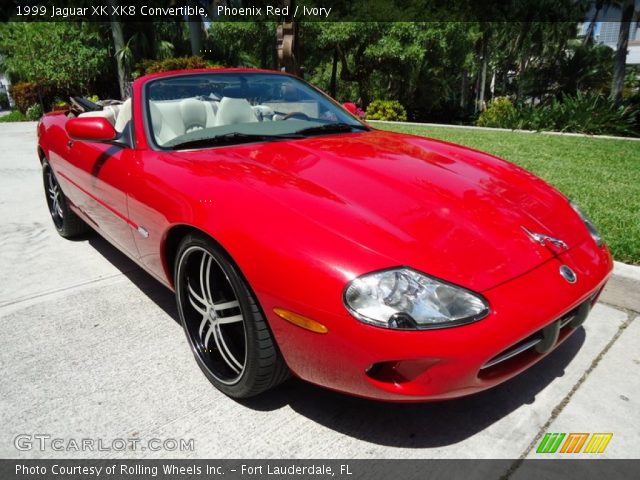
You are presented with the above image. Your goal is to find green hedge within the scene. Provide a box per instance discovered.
[366,100,408,122]
[477,94,639,137]
[0,111,28,122]
[135,56,220,77]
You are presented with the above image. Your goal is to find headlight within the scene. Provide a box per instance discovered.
[343,268,489,330]
[570,201,603,247]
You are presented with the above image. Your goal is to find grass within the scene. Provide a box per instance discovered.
[375,122,640,265]
[0,110,28,122]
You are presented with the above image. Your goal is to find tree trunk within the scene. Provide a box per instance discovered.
[474,70,480,113]
[610,0,634,101]
[477,28,491,112]
[188,0,203,56]
[460,69,468,109]
[582,1,603,47]
[188,22,202,56]
[513,21,531,102]
[478,55,488,111]
[108,0,128,100]
[516,47,529,102]
[329,47,338,98]
[490,70,496,101]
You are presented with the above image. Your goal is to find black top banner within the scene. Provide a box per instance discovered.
[0,0,635,23]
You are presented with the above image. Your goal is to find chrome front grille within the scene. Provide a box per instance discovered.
[480,299,591,372]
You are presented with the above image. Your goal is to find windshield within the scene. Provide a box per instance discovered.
[145,72,367,149]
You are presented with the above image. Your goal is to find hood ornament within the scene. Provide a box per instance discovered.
[522,227,568,251]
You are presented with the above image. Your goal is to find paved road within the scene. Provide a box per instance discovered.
[1,122,638,466]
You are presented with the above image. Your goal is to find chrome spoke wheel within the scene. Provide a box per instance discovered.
[41,159,89,238]
[178,246,247,385]
[45,167,64,228]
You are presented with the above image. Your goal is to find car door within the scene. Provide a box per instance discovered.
[62,129,140,259]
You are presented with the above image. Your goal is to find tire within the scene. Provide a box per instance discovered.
[42,160,89,238]
[174,233,289,398]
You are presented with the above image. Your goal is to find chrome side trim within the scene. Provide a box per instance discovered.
[560,314,576,328]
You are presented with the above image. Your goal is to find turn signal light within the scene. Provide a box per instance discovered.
[273,308,328,334]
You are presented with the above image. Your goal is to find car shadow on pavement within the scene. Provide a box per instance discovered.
[85,234,180,324]
[83,231,586,448]
[245,329,585,448]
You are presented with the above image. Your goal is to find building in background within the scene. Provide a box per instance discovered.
[588,21,640,64]
[580,1,640,65]
[0,72,12,109]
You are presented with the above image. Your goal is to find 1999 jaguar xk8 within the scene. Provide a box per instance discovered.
[37,69,612,401]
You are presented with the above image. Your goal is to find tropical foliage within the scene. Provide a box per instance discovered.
[0,8,638,135]
[0,23,108,93]
[478,93,639,136]
[476,97,519,129]
[9,82,47,114]
[25,103,44,121]
[365,100,408,121]
[0,110,27,122]
[135,56,217,77]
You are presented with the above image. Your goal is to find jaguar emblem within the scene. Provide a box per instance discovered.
[522,227,569,251]
[559,265,577,284]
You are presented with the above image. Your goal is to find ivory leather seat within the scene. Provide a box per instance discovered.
[114,98,132,132]
[147,95,286,145]
[78,104,121,127]
[77,99,131,133]
[215,97,259,126]
[150,98,219,145]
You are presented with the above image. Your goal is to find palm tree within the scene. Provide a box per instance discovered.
[187,0,204,55]
[583,0,606,46]
[108,0,128,99]
[610,0,636,100]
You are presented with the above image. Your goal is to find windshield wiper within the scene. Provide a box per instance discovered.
[293,123,369,136]
[168,132,301,150]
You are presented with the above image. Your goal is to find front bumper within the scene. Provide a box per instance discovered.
[266,239,613,401]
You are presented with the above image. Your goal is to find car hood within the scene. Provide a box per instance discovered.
[173,130,588,292]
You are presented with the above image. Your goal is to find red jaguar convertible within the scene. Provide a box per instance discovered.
[37,69,612,401]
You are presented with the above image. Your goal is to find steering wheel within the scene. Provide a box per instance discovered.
[282,112,310,121]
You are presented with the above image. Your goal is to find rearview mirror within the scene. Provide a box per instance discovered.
[66,117,117,142]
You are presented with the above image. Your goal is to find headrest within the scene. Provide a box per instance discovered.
[281,84,300,102]
[149,102,163,133]
[180,98,207,131]
[216,97,257,125]
[114,98,132,132]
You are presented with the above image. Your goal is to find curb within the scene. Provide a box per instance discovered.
[613,261,640,282]
[601,261,640,313]
[368,120,640,142]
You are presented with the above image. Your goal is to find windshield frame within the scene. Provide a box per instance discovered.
[141,71,370,152]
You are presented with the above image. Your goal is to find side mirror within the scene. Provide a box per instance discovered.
[66,117,117,142]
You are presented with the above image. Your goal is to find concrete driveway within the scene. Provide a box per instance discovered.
[1,121,638,462]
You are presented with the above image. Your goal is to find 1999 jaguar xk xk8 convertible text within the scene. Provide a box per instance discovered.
[37,69,612,401]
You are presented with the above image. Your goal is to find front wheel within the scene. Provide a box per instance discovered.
[42,160,89,238]
[175,234,289,398]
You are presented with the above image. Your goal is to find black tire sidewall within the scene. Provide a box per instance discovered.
[42,160,67,235]
[175,234,268,398]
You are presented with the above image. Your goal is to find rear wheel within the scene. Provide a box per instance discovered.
[175,234,289,398]
[42,160,89,238]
